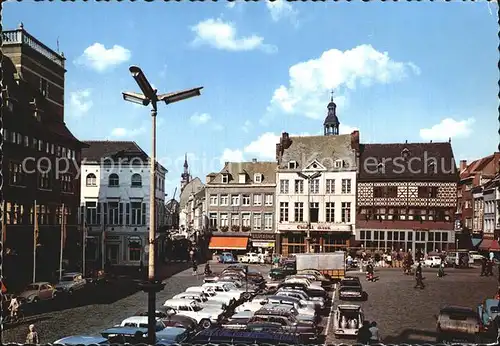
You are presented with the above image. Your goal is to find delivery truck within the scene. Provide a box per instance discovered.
[294,252,346,280]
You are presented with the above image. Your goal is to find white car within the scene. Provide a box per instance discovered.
[163,298,222,329]
[172,292,227,310]
[424,256,442,268]
[202,282,245,301]
[284,278,324,291]
[239,252,260,264]
[469,251,485,261]
[235,299,266,313]
[333,304,364,337]
[119,316,166,331]
[185,287,235,307]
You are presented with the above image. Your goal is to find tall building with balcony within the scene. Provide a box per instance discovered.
[205,160,278,254]
[275,98,359,255]
[80,141,167,270]
[356,141,458,256]
[2,24,86,289]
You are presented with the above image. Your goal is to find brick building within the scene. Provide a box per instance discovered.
[2,24,86,289]
[356,141,458,256]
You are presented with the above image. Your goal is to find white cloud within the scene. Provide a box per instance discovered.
[110,126,146,138]
[266,0,299,24]
[242,120,252,133]
[339,124,358,135]
[69,89,93,116]
[419,118,475,141]
[191,18,277,53]
[220,148,245,164]
[75,43,131,72]
[190,112,212,125]
[264,44,420,122]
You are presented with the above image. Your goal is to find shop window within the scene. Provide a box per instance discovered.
[128,236,142,261]
[441,232,448,242]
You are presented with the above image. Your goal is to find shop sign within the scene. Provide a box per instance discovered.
[252,241,275,248]
[251,233,276,241]
[279,223,351,232]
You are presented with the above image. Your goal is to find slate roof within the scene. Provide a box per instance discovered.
[209,161,277,184]
[358,142,458,182]
[278,134,356,170]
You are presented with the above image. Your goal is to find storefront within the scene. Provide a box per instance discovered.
[249,233,277,253]
[278,223,352,257]
[208,233,250,256]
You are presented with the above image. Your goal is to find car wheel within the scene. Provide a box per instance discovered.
[201,319,212,329]
[242,292,251,300]
[33,297,39,303]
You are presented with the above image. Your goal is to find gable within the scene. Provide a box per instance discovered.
[303,159,327,172]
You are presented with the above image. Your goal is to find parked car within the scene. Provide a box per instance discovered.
[119,316,166,331]
[338,285,367,301]
[184,286,237,308]
[240,252,260,264]
[333,304,364,338]
[219,252,237,264]
[275,289,323,311]
[255,304,315,324]
[163,298,223,329]
[435,306,482,343]
[189,327,300,344]
[55,272,87,294]
[268,267,296,280]
[133,308,198,333]
[424,256,442,268]
[53,335,109,345]
[18,282,57,303]
[469,251,485,261]
[477,299,500,338]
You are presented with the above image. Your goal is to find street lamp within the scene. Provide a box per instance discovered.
[297,172,322,253]
[123,65,203,344]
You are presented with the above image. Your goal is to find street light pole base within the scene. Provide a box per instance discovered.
[139,280,165,345]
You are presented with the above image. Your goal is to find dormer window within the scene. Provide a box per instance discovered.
[238,173,246,184]
[222,174,229,183]
[254,173,262,183]
[335,160,344,168]
[288,161,297,169]
[402,148,410,160]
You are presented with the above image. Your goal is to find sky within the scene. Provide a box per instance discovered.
[4,1,499,198]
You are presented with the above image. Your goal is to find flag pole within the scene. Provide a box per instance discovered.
[59,204,64,282]
[33,200,38,283]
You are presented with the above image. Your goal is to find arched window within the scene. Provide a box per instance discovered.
[131,174,142,187]
[86,173,97,187]
[109,173,119,187]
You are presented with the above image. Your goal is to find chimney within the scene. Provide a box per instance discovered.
[460,160,467,172]
[350,130,360,152]
[252,158,257,163]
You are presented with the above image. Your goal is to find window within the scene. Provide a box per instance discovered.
[264,213,273,230]
[265,194,273,206]
[220,213,228,227]
[326,179,335,194]
[220,195,229,206]
[128,236,142,262]
[280,179,289,194]
[253,194,262,206]
[109,174,119,187]
[61,174,73,193]
[310,179,320,194]
[465,200,471,209]
[131,174,142,187]
[242,195,250,206]
[374,186,398,198]
[231,214,240,226]
[309,202,319,223]
[295,180,304,194]
[341,202,351,223]
[253,214,262,230]
[86,202,98,225]
[9,161,25,186]
[40,77,49,96]
[231,195,240,206]
[280,202,289,222]
[242,213,251,227]
[86,173,97,187]
[294,202,304,222]
[209,213,217,227]
[222,174,229,183]
[209,195,218,206]
[23,135,29,147]
[254,173,262,183]
[418,186,438,198]
[341,179,351,194]
[131,202,142,225]
[288,161,297,169]
[326,202,335,222]
[108,202,119,225]
[16,133,22,145]
[334,160,343,168]
[39,167,52,190]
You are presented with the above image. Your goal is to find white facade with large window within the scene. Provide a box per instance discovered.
[80,143,167,267]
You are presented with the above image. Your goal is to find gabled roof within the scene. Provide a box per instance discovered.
[278,134,355,170]
[358,142,458,182]
[460,154,500,180]
[209,161,277,184]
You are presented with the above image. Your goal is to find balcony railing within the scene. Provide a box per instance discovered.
[3,27,65,68]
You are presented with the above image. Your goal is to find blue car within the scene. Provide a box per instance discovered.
[478,298,500,332]
[53,335,109,345]
[219,252,236,263]
[101,326,189,345]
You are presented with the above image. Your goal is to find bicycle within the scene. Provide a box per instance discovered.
[4,310,25,324]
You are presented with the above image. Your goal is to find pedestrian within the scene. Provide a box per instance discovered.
[481,257,487,276]
[488,260,494,277]
[26,324,39,344]
[414,262,425,289]
[192,260,198,276]
[369,321,380,344]
[357,320,371,344]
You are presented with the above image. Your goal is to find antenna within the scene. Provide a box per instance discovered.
[56,37,60,53]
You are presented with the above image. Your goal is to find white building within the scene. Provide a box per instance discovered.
[80,141,167,268]
[274,98,359,256]
[179,176,204,238]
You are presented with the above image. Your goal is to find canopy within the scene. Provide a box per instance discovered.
[479,239,500,251]
[209,236,248,250]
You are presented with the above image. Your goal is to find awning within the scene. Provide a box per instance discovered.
[209,237,248,250]
[472,238,482,247]
[479,239,500,251]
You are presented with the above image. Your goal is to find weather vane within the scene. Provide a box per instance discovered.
[330,89,334,101]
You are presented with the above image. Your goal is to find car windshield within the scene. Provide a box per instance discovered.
[61,276,75,282]
[25,284,39,291]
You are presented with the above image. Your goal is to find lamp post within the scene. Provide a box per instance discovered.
[122,65,203,344]
[297,172,322,253]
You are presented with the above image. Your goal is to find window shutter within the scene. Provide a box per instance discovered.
[103,203,108,226]
[97,203,101,225]
[142,203,147,225]
[119,203,124,225]
[126,203,130,225]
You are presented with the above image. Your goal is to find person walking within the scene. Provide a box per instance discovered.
[414,262,425,289]
[192,260,198,276]
[26,324,39,344]
[369,321,380,344]
[481,257,487,276]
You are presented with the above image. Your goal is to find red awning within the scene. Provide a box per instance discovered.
[209,237,248,250]
[479,239,500,251]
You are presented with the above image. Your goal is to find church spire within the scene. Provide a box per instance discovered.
[324,90,339,136]
[181,153,191,190]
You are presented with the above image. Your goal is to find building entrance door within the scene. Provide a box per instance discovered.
[415,242,426,260]
[106,244,119,264]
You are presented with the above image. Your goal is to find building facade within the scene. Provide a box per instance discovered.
[483,175,499,240]
[275,98,359,256]
[179,177,204,235]
[2,25,86,289]
[356,141,458,256]
[205,160,278,254]
[80,141,167,269]
[164,198,180,231]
